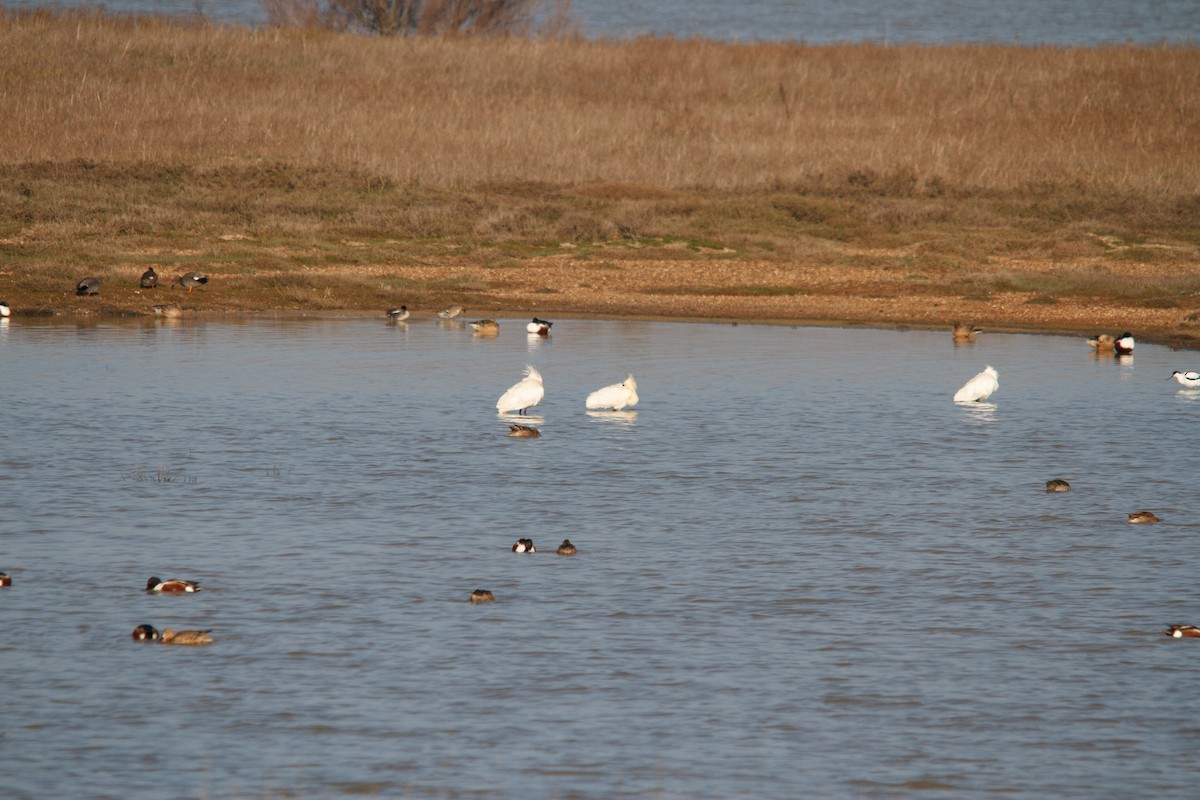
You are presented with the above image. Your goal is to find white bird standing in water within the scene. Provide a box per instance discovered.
[497,365,544,414]
[1170,370,1200,388]
[953,365,999,403]
[586,374,639,410]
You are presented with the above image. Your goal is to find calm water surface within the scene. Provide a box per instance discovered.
[2,316,1199,799]
[7,0,1200,43]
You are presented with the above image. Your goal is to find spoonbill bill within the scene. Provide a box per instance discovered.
[497,365,544,414]
[1170,370,1200,388]
[586,374,639,410]
[527,318,553,335]
[1114,332,1135,355]
[953,366,998,403]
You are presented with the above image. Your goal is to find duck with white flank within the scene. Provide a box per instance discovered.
[512,538,536,553]
[1165,625,1200,639]
[387,306,409,321]
[146,576,201,593]
[1170,370,1200,388]
[527,318,553,336]
[1113,332,1135,355]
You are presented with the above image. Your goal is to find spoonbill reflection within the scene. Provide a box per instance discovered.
[1170,370,1200,388]
[497,365,544,414]
[586,374,639,410]
[953,366,998,403]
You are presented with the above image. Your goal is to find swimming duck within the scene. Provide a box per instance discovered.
[387,306,409,321]
[951,321,981,341]
[153,304,183,319]
[469,589,496,603]
[175,272,209,292]
[160,628,214,645]
[497,365,544,415]
[1128,511,1160,524]
[437,305,464,319]
[953,365,999,403]
[470,319,500,336]
[131,624,161,642]
[76,277,100,296]
[146,576,201,593]
[512,538,536,553]
[140,267,158,289]
[1170,370,1200,388]
[0,301,10,317]
[0,571,11,587]
[1045,479,1071,493]
[1165,624,1200,639]
[508,424,541,438]
[556,539,577,555]
[1113,332,1135,355]
[1087,334,1115,352]
[527,318,553,336]
[586,374,639,410]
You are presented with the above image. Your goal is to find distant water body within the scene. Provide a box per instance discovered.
[7,0,1200,44]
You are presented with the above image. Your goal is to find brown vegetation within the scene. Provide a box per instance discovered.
[0,10,1198,346]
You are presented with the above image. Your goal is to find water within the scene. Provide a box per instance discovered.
[6,0,1199,43]
[2,314,1198,799]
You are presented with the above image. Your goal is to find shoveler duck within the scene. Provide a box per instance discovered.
[131,624,161,641]
[470,319,500,336]
[951,321,981,341]
[953,365,999,403]
[1087,334,1115,352]
[160,628,214,645]
[527,318,553,336]
[387,305,409,321]
[437,305,464,319]
[586,374,639,410]
[0,571,11,587]
[508,424,541,438]
[146,576,201,593]
[512,538,536,553]
[1170,370,1200,388]
[0,301,10,317]
[1165,624,1200,639]
[469,589,495,603]
[153,304,183,318]
[175,272,209,292]
[76,277,100,296]
[1045,479,1071,493]
[1113,332,1135,355]
[556,539,577,555]
[140,267,158,289]
[1128,511,1160,524]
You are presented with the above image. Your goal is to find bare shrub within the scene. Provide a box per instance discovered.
[264,0,570,36]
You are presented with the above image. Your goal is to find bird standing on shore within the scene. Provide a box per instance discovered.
[586,374,639,410]
[140,267,158,289]
[1170,370,1200,388]
[76,277,100,296]
[953,366,999,403]
[497,364,544,414]
[175,272,209,292]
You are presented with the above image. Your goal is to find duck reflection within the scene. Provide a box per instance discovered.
[526,331,551,352]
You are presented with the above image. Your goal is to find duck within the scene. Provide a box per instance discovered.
[131,624,161,642]
[586,374,639,411]
[1164,624,1200,639]
[508,424,541,438]
[1170,370,1200,388]
[512,538,536,553]
[1128,511,1160,524]
[497,364,544,414]
[0,571,11,587]
[556,539,577,555]
[140,267,158,289]
[386,306,409,321]
[1045,479,1071,493]
[953,365,999,403]
[146,576,201,593]
[1113,332,1135,355]
[951,321,981,341]
[0,301,10,317]
[76,277,100,296]
[470,319,500,336]
[469,589,496,603]
[153,304,183,319]
[527,318,553,336]
[1087,334,1115,352]
[175,272,209,292]
[437,305,464,319]
[160,628,214,645]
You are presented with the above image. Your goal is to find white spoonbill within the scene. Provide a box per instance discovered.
[527,318,553,335]
[497,365,544,414]
[586,374,639,410]
[953,365,998,403]
[1113,332,1135,355]
[1170,370,1200,388]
